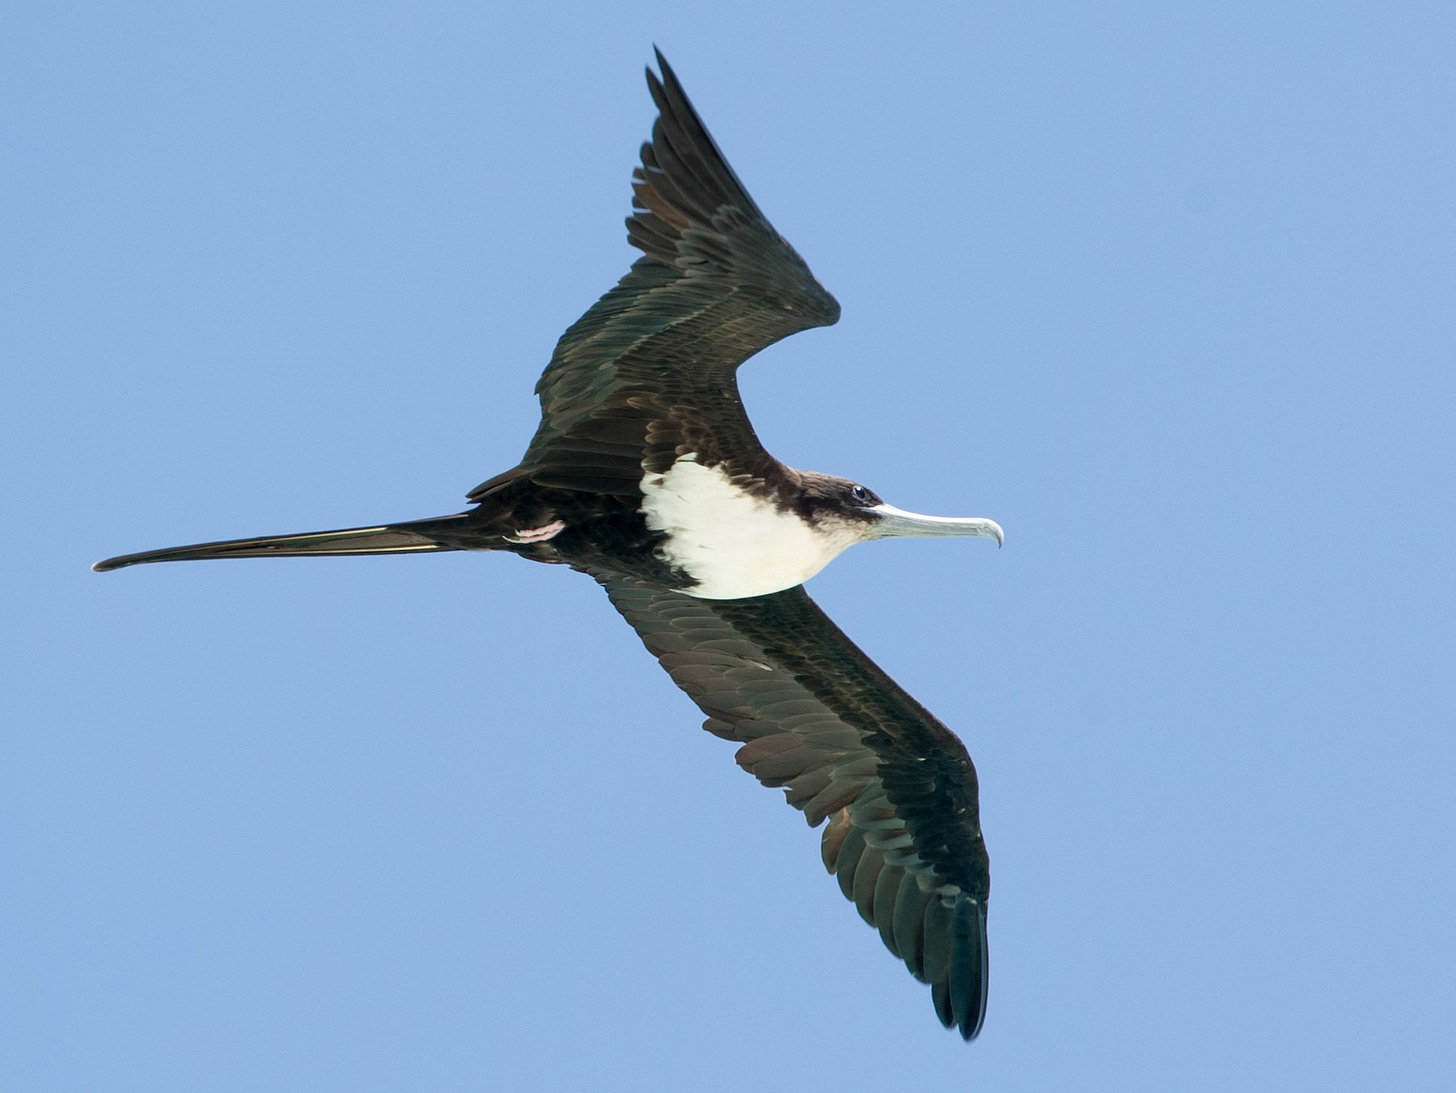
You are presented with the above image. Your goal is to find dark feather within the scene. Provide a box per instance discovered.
[596,574,990,1040]
[496,52,841,499]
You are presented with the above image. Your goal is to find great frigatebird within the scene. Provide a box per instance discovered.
[95,51,1004,1040]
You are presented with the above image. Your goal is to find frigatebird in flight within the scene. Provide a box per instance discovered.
[96,52,1004,1039]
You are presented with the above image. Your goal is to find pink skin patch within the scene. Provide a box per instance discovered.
[507,519,566,544]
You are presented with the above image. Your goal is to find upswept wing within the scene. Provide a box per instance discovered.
[597,575,990,1040]
[484,51,840,501]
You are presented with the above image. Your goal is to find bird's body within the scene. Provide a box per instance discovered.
[96,52,1003,1039]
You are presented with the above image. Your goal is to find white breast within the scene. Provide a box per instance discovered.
[640,457,854,600]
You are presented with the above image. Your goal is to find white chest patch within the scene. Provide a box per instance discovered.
[640,456,856,600]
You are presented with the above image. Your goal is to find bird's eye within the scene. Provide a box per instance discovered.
[851,485,872,504]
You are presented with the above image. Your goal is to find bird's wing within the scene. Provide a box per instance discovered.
[475,51,840,501]
[596,574,990,1040]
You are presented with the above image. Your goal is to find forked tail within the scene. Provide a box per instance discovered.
[92,515,472,573]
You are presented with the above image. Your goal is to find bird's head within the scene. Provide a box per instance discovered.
[795,471,1004,552]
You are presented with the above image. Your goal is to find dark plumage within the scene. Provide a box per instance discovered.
[600,577,989,1038]
[95,51,999,1040]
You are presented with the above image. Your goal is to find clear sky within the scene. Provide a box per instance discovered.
[6,2,1454,1090]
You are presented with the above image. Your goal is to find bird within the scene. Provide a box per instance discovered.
[95,50,1004,1040]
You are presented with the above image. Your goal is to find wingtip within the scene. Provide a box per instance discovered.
[646,46,671,93]
[956,897,991,1040]
[931,895,989,1040]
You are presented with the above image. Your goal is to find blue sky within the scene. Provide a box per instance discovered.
[6,2,1454,1090]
